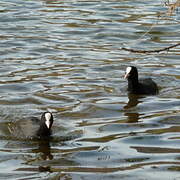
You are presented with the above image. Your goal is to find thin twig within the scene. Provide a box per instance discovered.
[121,42,180,53]
[165,0,180,15]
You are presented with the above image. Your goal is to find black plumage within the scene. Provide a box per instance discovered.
[8,112,54,140]
[124,66,159,95]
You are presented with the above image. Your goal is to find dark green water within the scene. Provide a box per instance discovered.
[0,0,179,179]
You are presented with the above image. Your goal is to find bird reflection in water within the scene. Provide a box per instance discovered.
[37,139,53,160]
[123,94,144,123]
[33,139,53,173]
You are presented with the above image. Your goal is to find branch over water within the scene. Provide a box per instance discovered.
[122,42,180,53]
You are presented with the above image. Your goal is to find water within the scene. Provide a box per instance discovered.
[0,0,180,179]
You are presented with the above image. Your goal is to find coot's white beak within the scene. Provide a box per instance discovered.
[45,119,51,129]
[124,67,132,79]
[45,112,52,129]
[124,72,129,79]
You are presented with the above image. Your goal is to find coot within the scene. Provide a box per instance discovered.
[124,66,158,95]
[8,112,54,140]
[36,112,54,138]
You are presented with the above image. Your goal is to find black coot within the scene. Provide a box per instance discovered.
[8,112,54,140]
[36,112,54,138]
[124,66,159,95]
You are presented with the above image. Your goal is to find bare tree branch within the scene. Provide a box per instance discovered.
[121,43,180,53]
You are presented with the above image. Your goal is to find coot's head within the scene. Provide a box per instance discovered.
[41,112,53,131]
[124,66,138,81]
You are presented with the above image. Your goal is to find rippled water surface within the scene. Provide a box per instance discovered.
[0,0,180,179]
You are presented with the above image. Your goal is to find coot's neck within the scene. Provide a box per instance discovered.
[37,123,51,138]
[127,76,139,92]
